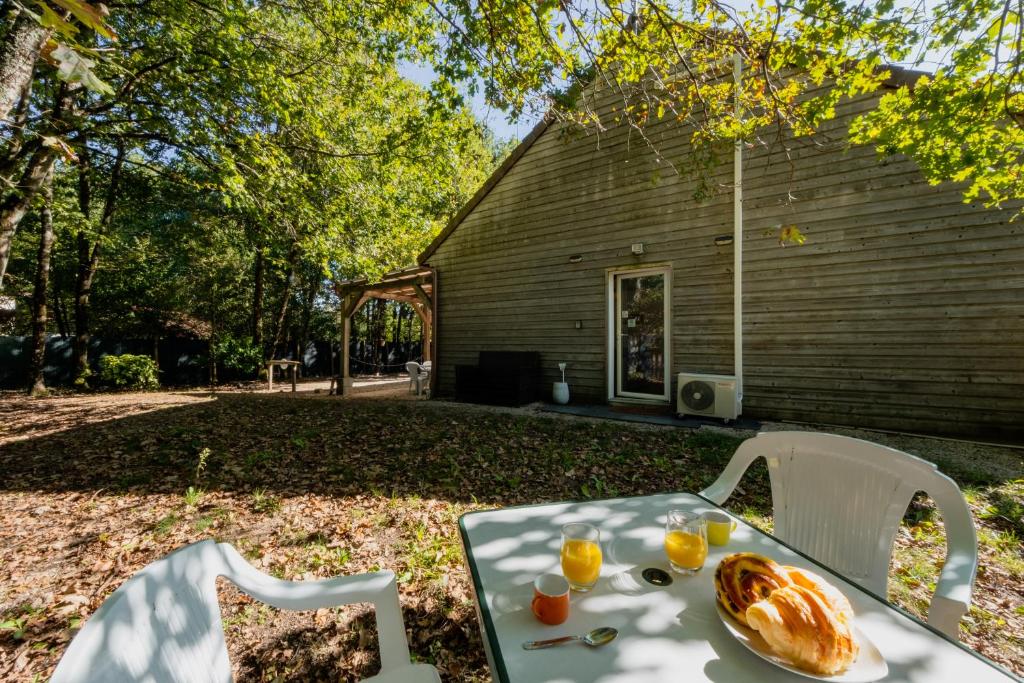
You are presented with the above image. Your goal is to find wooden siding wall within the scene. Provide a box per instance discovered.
[425,89,1024,440]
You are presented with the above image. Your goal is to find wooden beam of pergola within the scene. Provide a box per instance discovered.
[411,283,432,309]
[334,267,434,396]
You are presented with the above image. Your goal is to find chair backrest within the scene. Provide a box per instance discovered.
[405,361,421,377]
[700,432,977,601]
[51,541,235,682]
[51,541,419,682]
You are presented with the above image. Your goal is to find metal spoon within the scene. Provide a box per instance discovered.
[522,626,619,650]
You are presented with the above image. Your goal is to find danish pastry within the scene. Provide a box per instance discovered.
[714,552,792,626]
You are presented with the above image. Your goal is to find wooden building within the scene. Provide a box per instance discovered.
[382,71,1024,439]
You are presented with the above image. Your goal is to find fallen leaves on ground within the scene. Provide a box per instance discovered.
[0,391,1020,680]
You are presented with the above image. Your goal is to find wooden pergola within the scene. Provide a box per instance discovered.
[333,265,434,395]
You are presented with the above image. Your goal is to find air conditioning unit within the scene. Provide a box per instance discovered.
[677,372,738,421]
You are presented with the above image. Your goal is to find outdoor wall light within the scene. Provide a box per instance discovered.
[714,235,734,247]
[631,242,645,255]
[568,254,583,263]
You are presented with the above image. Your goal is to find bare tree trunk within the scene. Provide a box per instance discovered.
[395,303,403,358]
[297,272,320,369]
[52,286,70,338]
[73,141,125,383]
[372,299,384,375]
[0,11,49,124]
[0,145,56,287]
[270,241,298,358]
[252,244,264,351]
[0,83,73,289]
[28,169,54,395]
[208,332,217,387]
[0,77,35,181]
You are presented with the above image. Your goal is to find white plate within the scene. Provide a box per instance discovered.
[715,603,889,682]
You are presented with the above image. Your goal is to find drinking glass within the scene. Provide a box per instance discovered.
[664,510,707,575]
[560,523,602,591]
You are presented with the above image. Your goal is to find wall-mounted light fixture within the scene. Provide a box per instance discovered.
[574,320,583,329]
[568,254,583,263]
[631,242,645,255]
[714,235,734,247]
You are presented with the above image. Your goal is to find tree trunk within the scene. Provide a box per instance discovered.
[297,272,320,369]
[0,11,49,124]
[0,83,74,289]
[208,334,217,387]
[252,244,264,351]
[270,241,298,358]
[373,299,385,375]
[0,145,56,287]
[28,169,54,395]
[395,303,403,358]
[73,141,125,383]
[53,286,70,338]
[0,78,36,182]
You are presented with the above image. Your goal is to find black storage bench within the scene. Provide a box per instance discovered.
[454,351,542,406]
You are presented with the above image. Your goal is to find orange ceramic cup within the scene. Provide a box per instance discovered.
[531,574,570,625]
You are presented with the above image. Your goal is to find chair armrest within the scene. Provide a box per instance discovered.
[698,434,763,504]
[926,474,978,638]
[216,544,411,672]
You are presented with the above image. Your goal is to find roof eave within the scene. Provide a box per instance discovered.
[417,117,552,264]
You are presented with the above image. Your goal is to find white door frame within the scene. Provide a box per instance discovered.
[606,265,672,402]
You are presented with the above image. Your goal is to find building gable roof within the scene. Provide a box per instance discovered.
[416,65,927,265]
[417,118,551,263]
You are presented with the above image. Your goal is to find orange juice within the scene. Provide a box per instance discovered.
[560,538,602,587]
[664,530,707,570]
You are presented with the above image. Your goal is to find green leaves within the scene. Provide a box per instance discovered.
[48,44,114,94]
[422,0,1024,209]
[49,0,116,40]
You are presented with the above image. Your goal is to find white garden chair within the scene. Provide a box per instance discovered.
[51,540,440,683]
[406,361,428,396]
[699,431,977,638]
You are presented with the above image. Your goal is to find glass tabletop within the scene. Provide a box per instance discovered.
[459,492,1016,683]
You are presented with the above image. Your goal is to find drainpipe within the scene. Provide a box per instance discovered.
[733,53,744,416]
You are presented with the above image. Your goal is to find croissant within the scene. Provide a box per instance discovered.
[714,552,792,626]
[746,584,860,675]
[784,566,855,626]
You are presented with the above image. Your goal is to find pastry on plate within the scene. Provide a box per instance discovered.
[714,552,792,627]
[784,566,855,626]
[745,583,860,675]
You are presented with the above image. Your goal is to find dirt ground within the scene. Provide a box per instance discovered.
[1,388,1021,681]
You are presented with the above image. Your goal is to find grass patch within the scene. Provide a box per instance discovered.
[183,485,204,508]
[152,513,179,537]
[193,507,230,533]
[399,520,461,585]
[245,449,281,469]
[250,488,282,514]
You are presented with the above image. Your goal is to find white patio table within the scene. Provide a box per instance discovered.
[459,492,1017,683]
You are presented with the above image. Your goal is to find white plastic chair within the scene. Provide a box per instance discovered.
[51,540,440,683]
[699,431,977,638]
[406,362,428,396]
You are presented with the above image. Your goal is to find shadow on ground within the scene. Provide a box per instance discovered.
[0,392,759,507]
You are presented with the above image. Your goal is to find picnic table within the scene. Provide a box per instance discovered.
[459,492,1015,683]
[266,359,300,392]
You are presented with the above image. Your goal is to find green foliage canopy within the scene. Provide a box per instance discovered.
[421,0,1024,208]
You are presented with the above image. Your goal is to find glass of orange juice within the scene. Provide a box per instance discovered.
[664,510,707,575]
[560,523,602,592]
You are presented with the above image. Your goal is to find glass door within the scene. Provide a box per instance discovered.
[614,270,669,400]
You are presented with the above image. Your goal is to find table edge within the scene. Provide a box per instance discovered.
[458,512,512,683]
[458,492,1020,682]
